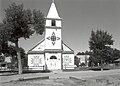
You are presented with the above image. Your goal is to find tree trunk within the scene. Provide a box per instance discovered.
[101,57,103,71]
[15,41,22,74]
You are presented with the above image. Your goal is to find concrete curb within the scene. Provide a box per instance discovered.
[17,76,49,81]
[69,76,86,82]
[1,76,49,83]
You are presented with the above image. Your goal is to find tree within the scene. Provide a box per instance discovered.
[111,48,120,62]
[74,56,80,67]
[7,45,26,58]
[2,2,45,74]
[0,55,5,62]
[0,23,10,54]
[89,30,114,71]
[7,45,27,69]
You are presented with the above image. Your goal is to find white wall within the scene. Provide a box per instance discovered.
[46,20,61,27]
[28,54,45,70]
[56,20,61,27]
[46,20,51,26]
[77,55,89,64]
[45,28,61,49]
[62,54,74,66]
[45,53,61,70]
[32,40,45,51]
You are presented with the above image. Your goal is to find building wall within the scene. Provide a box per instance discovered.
[62,54,75,69]
[77,55,89,67]
[28,54,45,70]
[45,52,61,70]
[46,20,61,27]
[45,29,61,50]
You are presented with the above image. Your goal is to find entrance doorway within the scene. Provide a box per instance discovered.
[49,55,57,70]
[45,53,61,70]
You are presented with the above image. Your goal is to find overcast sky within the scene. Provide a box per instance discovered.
[0,0,120,54]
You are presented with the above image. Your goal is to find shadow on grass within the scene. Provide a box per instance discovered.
[88,67,110,71]
[63,67,110,72]
[0,69,51,76]
[0,70,18,76]
[23,69,51,74]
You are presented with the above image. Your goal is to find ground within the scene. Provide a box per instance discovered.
[1,69,120,86]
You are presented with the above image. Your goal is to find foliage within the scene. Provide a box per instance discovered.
[0,55,5,62]
[74,56,80,67]
[111,48,120,62]
[1,2,45,74]
[77,50,91,55]
[3,2,45,42]
[7,45,26,58]
[89,30,114,67]
[32,9,45,35]
[3,3,33,42]
[0,23,10,54]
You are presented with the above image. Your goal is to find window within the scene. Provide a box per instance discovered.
[52,20,56,26]
[50,55,57,59]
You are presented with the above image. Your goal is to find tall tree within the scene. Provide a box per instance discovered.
[89,30,114,70]
[0,23,10,54]
[3,2,45,74]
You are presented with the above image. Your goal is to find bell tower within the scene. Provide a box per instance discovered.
[45,0,62,50]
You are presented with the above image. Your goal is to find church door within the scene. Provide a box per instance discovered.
[45,53,61,70]
[49,55,58,70]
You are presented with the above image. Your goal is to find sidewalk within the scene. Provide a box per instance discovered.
[1,69,120,83]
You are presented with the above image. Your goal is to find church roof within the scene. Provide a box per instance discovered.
[62,42,74,54]
[27,39,74,54]
[28,39,45,53]
[47,1,61,19]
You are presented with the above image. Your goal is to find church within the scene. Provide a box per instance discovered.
[28,1,75,70]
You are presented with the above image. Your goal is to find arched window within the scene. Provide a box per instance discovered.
[50,55,57,59]
[52,20,56,26]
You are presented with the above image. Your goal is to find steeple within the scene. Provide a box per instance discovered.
[47,0,60,19]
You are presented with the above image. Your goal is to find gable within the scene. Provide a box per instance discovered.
[62,42,74,52]
[29,39,45,52]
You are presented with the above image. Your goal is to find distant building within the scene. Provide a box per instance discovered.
[76,54,89,67]
[5,56,12,63]
[27,1,75,70]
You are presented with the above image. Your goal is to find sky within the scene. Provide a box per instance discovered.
[0,0,120,54]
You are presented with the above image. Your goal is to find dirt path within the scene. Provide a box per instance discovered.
[1,69,120,86]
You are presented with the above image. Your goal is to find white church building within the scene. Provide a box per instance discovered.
[28,1,75,70]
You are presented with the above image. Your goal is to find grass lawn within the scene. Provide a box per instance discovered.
[1,74,120,86]
[1,69,120,86]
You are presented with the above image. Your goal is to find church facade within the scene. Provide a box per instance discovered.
[28,1,75,70]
